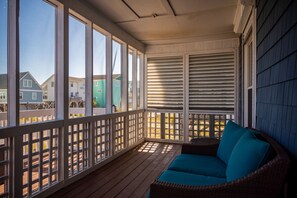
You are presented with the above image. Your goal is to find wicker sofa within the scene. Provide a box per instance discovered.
[149,121,291,198]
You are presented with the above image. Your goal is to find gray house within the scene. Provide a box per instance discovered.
[0,72,43,105]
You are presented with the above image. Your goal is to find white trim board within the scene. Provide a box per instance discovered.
[145,38,239,55]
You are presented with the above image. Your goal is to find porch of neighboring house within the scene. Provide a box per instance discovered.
[0,0,297,198]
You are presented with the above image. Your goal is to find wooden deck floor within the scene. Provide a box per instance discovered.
[49,142,181,198]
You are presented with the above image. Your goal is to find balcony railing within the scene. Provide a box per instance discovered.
[0,109,145,197]
[146,110,234,142]
[0,108,233,197]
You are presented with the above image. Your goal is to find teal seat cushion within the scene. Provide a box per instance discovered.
[217,120,247,164]
[168,154,226,178]
[226,131,270,181]
[158,170,226,186]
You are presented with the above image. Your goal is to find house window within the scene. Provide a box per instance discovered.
[137,52,143,109]
[32,92,37,100]
[128,49,133,110]
[0,0,8,127]
[23,79,32,88]
[0,92,6,100]
[51,81,54,87]
[243,11,256,128]
[70,82,74,87]
[93,28,106,115]
[112,40,122,112]
[20,92,23,100]
[244,32,255,128]
[19,0,56,124]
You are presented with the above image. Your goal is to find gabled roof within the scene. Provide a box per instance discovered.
[0,72,40,89]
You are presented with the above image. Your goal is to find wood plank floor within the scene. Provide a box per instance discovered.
[49,142,181,198]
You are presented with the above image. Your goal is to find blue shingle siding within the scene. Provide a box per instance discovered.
[256,0,297,196]
[20,91,42,103]
[20,73,42,91]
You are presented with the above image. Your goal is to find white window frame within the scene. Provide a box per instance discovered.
[0,92,6,100]
[23,79,32,88]
[243,8,257,128]
[32,92,37,100]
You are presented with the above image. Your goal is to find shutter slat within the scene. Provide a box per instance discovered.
[189,52,235,111]
[147,56,183,109]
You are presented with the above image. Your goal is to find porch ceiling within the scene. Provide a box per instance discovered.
[84,0,239,45]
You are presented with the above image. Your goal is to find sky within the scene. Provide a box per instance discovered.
[0,0,121,85]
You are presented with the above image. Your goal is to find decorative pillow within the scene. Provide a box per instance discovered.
[226,131,271,181]
[217,120,247,164]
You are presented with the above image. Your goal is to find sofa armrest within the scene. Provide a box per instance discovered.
[181,143,219,156]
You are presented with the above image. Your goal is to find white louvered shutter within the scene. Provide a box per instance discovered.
[147,56,183,109]
[189,52,235,111]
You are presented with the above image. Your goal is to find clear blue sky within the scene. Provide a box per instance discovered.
[0,0,120,85]
[0,0,8,75]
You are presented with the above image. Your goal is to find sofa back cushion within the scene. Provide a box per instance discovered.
[217,121,247,164]
[226,131,271,181]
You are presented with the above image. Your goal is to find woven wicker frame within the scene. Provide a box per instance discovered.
[149,130,291,198]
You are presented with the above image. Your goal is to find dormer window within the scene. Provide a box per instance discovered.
[23,79,32,88]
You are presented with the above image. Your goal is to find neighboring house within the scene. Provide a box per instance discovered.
[42,75,86,102]
[42,74,122,108]
[93,74,121,108]
[41,75,55,102]
[0,72,43,105]
[69,76,85,100]
[0,80,7,105]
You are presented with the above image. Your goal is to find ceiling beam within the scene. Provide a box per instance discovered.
[121,0,140,19]
[160,0,176,16]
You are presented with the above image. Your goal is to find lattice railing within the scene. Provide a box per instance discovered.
[114,116,125,153]
[68,123,90,177]
[0,109,145,197]
[0,138,9,198]
[22,128,60,197]
[137,112,144,140]
[94,119,111,164]
[164,112,183,141]
[128,114,137,146]
[147,110,234,142]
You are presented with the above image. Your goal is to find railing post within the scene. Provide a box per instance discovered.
[135,112,139,142]
[89,121,95,167]
[161,113,165,139]
[110,118,115,156]
[209,115,215,138]
[183,54,189,143]
[11,136,23,197]
[124,115,129,148]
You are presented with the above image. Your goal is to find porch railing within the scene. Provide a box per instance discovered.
[146,110,234,142]
[0,109,145,198]
[0,109,233,197]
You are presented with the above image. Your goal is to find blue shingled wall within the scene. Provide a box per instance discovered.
[256,0,297,196]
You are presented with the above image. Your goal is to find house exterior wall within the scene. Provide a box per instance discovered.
[93,80,106,108]
[42,77,55,102]
[0,89,7,104]
[69,80,85,99]
[19,90,43,104]
[256,0,297,196]
[19,73,43,103]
